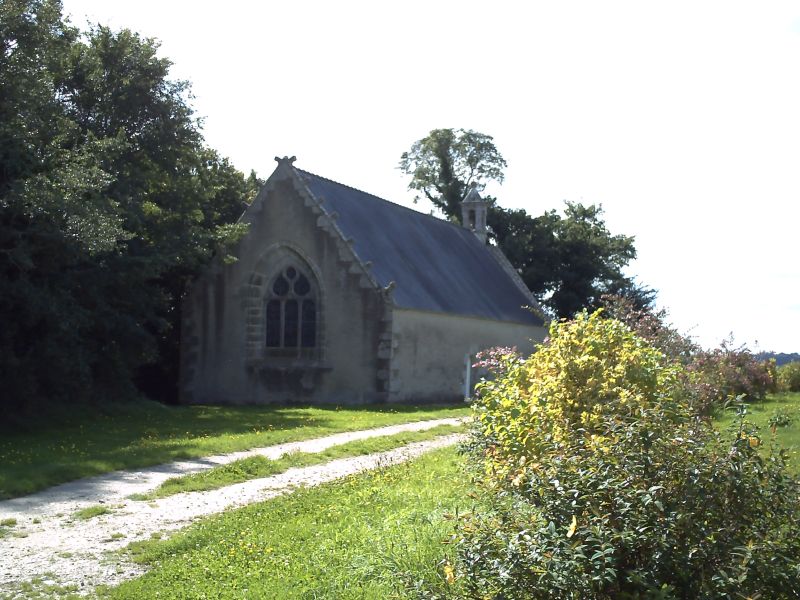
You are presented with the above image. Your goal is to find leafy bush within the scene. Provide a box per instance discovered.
[768,407,794,430]
[687,341,777,415]
[472,311,681,482]
[601,296,777,415]
[455,311,800,599]
[778,361,800,393]
[601,294,697,363]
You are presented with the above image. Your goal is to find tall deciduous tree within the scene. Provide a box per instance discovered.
[400,128,644,318]
[398,128,507,218]
[0,0,256,419]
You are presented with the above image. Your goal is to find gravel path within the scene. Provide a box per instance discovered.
[0,418,465,596]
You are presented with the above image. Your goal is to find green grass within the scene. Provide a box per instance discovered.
[0,400,469,499]
[137,423,464,499]
[100,396,800,599]
[715,392,800,473]
[0,518,15,539]
[0,575,81,600]
[73,505,112,520]
[106,446,474,599]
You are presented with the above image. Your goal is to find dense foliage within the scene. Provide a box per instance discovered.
[599,294,697,363]
[0,0,258,420]
[398,128,507,218]
[601,295,776,416]
[455,311,800,598]
[399,128,643,318]
[778,361,800,393]
[490,203,640,318]
[686,340,777,414]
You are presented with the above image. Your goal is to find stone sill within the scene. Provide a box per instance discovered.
[245,358,332,373]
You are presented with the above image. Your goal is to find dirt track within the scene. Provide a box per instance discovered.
[0,418,465,597]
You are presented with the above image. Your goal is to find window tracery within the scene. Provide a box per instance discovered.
[265,265,317,353]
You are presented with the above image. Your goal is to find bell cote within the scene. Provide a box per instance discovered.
[460,182,488,244]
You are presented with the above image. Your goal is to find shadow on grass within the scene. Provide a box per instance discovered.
[0,400,469,499]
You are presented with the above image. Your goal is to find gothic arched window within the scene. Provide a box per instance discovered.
[265,266,317,352]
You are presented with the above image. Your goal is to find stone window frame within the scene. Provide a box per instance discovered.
[242,242,326,364]
[264,264,318,357]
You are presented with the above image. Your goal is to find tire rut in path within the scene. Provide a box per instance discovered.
[0,418,466,595]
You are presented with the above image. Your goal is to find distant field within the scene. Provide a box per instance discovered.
[0,401,470,499]
[715,392,800,473]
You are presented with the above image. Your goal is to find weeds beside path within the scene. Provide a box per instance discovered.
[0,418,466,597]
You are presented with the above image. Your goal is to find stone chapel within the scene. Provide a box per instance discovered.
[180,157,547,405]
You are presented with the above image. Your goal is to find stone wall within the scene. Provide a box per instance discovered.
[181,172,388,405]
[387,308,546,402]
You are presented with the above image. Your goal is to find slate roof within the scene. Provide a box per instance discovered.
[297,169,543,327]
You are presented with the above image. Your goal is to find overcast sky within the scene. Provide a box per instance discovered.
[62,0,800,352]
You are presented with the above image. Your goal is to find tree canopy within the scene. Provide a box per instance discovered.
[0,0,258,419]
[398,128,506,218]
[400,128,645,318]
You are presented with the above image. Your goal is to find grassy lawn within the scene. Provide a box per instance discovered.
[137,423,464,499]
[101,393,800,599]
[715,392,800,473]
[106,445,473,599]
[0,401,469,499]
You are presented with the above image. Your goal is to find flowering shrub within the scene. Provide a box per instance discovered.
[777,361,800,392]
[687,340,777,415]
[473,311,681,483]
[455,311,800,599]
[601,295,776,415]
[472,346,521,377]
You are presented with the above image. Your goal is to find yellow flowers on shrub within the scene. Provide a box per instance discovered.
[566,515,577,538]
[443,562,456,585]
[457,310,800,599]
[474,310,681,483]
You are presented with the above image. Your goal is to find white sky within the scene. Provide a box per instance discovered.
[62,0,800,352]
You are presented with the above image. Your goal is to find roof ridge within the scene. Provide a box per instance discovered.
[295,168,467,231]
